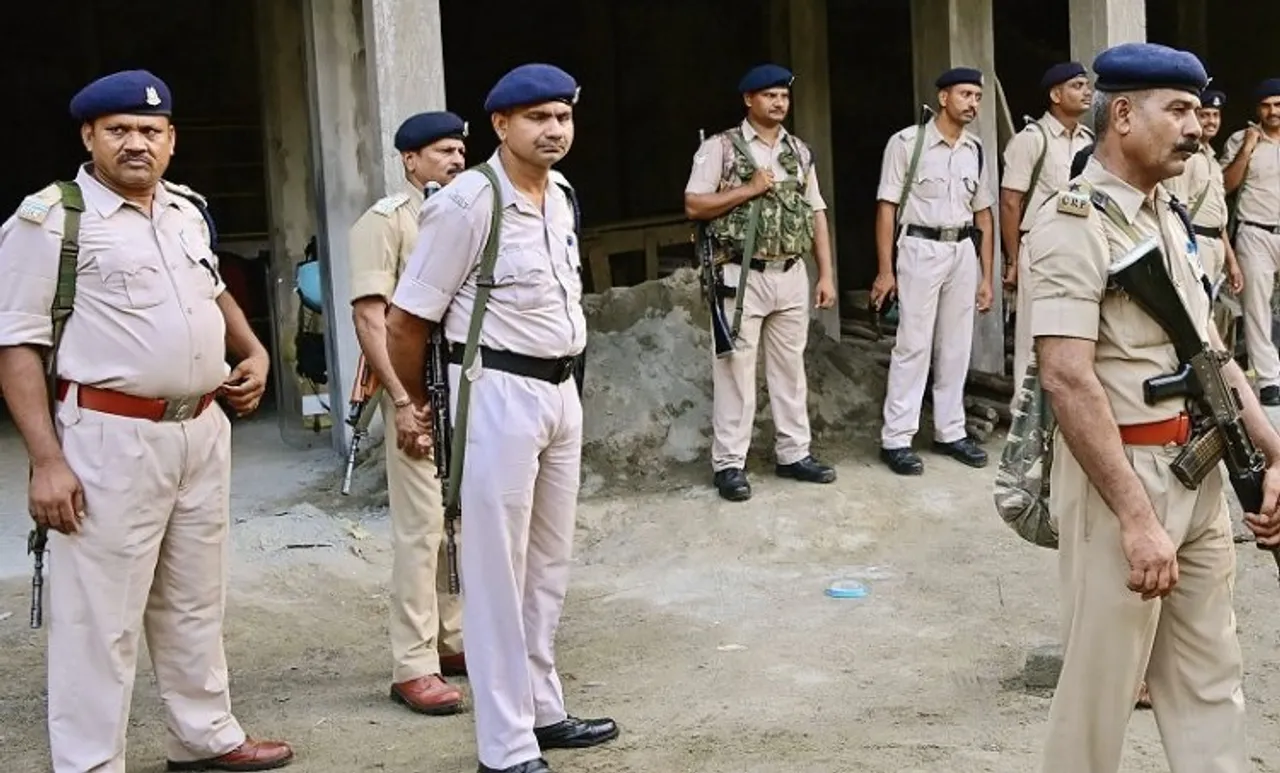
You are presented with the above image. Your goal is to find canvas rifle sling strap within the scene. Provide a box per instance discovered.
[1189,180,1211,221]
[893,117,931,257]
[48,182,84,406]
[442,163,505,514]
[1022,121,1050,221]
[725,130,764,338]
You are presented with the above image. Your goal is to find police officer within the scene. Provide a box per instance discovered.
[348,111,469,714]
[1000,61,1094,387]
[0,70,293,772]
[1167,89,1244,349]
[683,63,837,502]
[1025,44,1280,773]
[384,63,618,773]
[871,66,996,476]
[1222,77,1280,405]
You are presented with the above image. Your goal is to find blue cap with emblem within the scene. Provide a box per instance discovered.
[1200,89,1226,109]
[936,67,984,90]
[484,64,579,114]
[1256,78,1280,102]
[738,63,794,93]
[69,69,172,123]
[394,111,468,152]
[1091,42,1208,95]
[1040,61,1087,91]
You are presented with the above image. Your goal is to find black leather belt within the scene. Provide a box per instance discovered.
[727,255,800,272]
[1241,220,1280,235]
[1193,224,1224,239]
[905,224,976,242]
[449,344,578,384]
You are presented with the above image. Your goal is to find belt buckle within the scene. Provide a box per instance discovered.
[161,395,197,422]
[940,226,961,242]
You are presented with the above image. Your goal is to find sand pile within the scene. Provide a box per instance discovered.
[336,268,888,501]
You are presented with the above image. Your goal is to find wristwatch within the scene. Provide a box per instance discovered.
[393,395,412,409]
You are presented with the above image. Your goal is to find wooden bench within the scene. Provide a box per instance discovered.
[580,214,696,292]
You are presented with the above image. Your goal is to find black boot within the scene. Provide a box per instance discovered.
[775,455,836,483]
[713,468,752,501]
[534,716,620,749]
[932,436,988,468]
[880,447,924,476]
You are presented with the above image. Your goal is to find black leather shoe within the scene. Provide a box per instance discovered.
[534,716,620,749]
[932,436,988,468]
[478,759,551,773]
[1262,386,1280,407]
[776,455,837,483]
[713,468,751,501]
[880,447,924,476]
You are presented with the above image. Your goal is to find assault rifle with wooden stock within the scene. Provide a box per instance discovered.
[1109,235,1280,581]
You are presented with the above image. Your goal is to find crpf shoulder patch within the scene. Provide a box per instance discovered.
[371,192,410,217]
[17,184,63,224]
[1057,188,1091,217]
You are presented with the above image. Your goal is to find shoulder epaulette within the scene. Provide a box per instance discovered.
[549,169,573,191]
[370,192,411,217]
[160,179,208,208]
[895,125,919,142]
[17,184,63,225]
[444,168,499,211]
[1056,183,1092,217]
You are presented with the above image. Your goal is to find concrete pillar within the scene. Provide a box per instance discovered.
[362,0,448,197]
[768,0,840,341]
[302,0,377,453]
[1069,0,1147,66]
[788,0,841,342]
[909,0,1004,375]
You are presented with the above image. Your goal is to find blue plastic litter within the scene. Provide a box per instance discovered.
[825,579,868,599]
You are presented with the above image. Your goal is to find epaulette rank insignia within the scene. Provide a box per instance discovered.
[17,185,61,224]
[371,192,410,217]
[1057,188,1091,218]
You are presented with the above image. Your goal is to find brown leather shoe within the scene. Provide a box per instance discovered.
[166,738,294,771]
[391,674,464,715]
[440,651,467,677]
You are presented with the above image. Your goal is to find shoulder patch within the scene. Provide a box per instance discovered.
[17,184,62,224]
[370,192,411,217]
[160,179,208,208]
[895,125,918,142]
[1056,188,1091,217]
[442,168,497,211]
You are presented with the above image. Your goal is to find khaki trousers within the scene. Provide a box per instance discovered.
[711,259,812,471]
[451,364,580,770]
[48,389,246,773]
[1040,435,1245,773]
[1236,225,1280,388]
[881,235,978,449]
[380,393,463,683]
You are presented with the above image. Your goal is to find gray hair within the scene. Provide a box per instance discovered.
[1090,91,1114,139]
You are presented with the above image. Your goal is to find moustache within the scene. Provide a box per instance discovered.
[118,153,152,165]
[1174,140,1200,154]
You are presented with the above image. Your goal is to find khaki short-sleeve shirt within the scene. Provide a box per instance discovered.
[1026,157,1212,425]
[348,182,426,304]
[684,120,826,211]
[1167,143,1228,229]
[0,165,228,398]
[876,118,994,228]
[1220,129,1280,225]
[391,152,587,359]
[1001,112,1094,231]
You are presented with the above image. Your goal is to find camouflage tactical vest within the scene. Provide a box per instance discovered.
[706,127,815,263]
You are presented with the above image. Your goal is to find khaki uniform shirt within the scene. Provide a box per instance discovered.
[348,181,426,303]
[684,119,827,212]
[1001,112,1094,232]
[1167,143,1228,229]
[1026,157,1212,425]
[391,151,586,359]
[1221,129,1280,225]
[876,118,995,227]
[0,165,228,398]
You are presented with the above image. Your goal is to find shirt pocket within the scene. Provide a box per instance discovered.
[491,244,551,312]
[95,251,168,309]
[177,227,220,300]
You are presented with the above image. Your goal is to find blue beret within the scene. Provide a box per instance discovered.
[738,64,794,93]
[1091,43,1208,94]
[70,69,172,123]
[484,64,579,114]
[1040,61,1087,91]
[1256,78,1280,102]
[936,67,984,90]
[1200,89,1226,109]
[394,111,468,152]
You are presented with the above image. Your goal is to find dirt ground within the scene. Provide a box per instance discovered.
[6,417,1280,773]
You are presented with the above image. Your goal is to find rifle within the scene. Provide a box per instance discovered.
[340,354,381,495]
[425,324,459,593]
[1108,235,1280,581]
[692,129,737,359]
[27,524,46,628]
